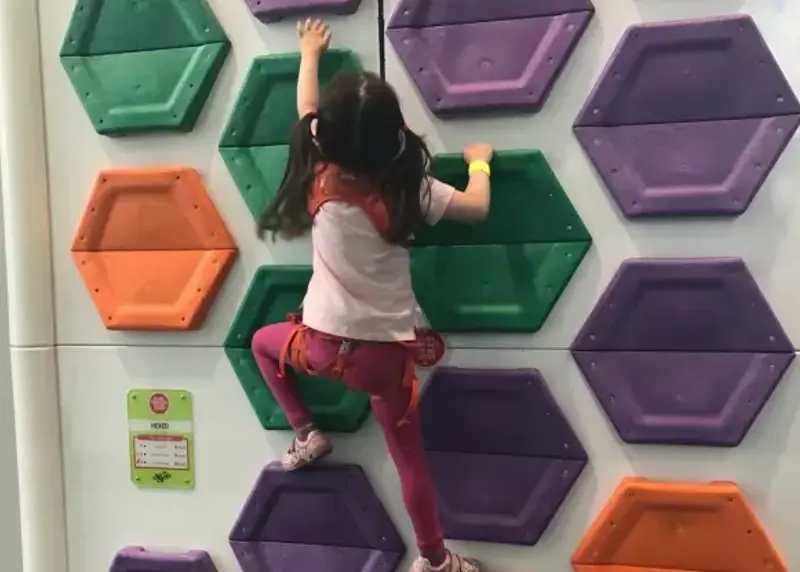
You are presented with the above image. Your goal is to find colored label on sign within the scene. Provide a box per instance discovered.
[127,389,195,490]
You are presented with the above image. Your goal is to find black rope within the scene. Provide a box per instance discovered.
[377,0,387,79]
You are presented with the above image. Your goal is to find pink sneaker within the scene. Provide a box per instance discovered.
[409,550,482,572]
[282,430,333,471]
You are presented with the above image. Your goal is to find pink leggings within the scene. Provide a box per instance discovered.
[251,322,445,554]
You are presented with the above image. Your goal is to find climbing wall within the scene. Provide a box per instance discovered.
[29,0,800,571]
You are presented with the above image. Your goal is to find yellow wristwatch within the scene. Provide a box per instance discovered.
[468,160,491,176]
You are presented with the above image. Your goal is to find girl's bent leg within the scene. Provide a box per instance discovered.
[251,322,332,470]
[370,387,446,560]
[251,322,313,429]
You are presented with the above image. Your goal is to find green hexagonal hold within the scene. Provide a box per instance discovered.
[225,265,370,432]
[60,0,230,136]
[412,149,591,332]
[219,50,362,220]
[411,242,590,332]
[415,150,591,246]
[220,146,289,223]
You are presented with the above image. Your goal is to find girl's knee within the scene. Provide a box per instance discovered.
[250,326,269,355]
[250,322,293,359]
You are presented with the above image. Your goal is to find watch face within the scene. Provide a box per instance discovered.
[413,327,446,367]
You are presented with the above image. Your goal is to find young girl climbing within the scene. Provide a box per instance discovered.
[251,18,493,572]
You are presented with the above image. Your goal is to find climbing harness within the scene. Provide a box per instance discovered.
[276,161,447,425]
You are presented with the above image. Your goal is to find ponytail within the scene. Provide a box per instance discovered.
[378,127,432,243]
[257,113,320,241]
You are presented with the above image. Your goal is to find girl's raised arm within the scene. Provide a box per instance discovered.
[296,19,331,118]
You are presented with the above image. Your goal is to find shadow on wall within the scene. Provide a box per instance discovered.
[632,0,747,21]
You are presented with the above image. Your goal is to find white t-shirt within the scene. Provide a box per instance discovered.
[302,177,456,342]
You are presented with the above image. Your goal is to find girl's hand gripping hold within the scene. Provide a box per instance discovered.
[298,18,331,58]
[463,143,494,165]
[439,143,494,222]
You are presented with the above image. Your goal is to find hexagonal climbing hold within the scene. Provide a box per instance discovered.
[411,150,591,332]
[387,0,594,116]
[415,151,590,247]
[574,14,800,217]
[572,477,787,571]
[225,265,370,432]
[110,546,217,572]
[571,258,794,446]
[245,0,362,24]
[60,0,230,136]
[220,51,362,149]
[421,367,587,545]
[71,167,237,330]
[220,51,362,220]
[229,462,405,572]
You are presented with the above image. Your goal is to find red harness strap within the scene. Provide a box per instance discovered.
[308,162,397,242]
[278,313,421,426]
[278,313,348,378]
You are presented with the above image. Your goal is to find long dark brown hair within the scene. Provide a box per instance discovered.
[257,70,432,243]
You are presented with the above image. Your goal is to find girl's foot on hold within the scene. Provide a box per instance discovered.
[282,429,333,471]
[409,550,482,572]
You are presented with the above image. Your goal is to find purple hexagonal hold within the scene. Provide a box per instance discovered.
[387,0,594,116]
[571,258,795,446]
[110,547,217,572]
[229,462,405,572]
[245,0,361,23]
[387,0,594,28]
[420,367,587,545]
[574,14,800,218]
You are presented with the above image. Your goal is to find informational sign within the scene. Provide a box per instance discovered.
[127,389,195,490]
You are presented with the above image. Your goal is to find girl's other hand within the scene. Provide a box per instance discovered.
[463,143,494,165]
[298,18,331,57]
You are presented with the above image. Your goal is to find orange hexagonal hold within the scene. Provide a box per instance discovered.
[71,167,237,330]
[572,477,786,572]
